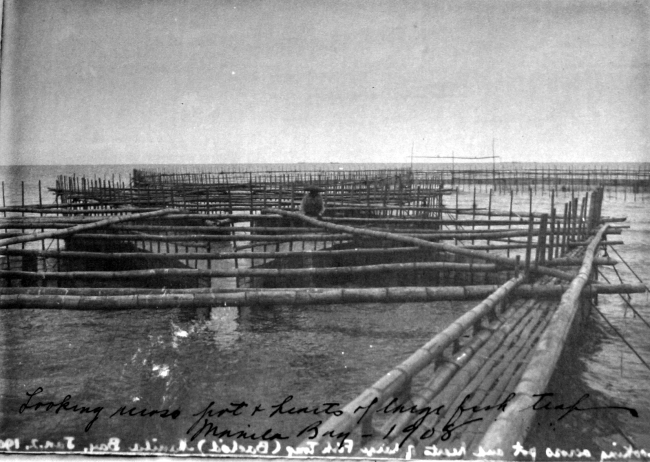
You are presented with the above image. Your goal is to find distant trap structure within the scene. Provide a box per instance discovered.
[1,165,647,456]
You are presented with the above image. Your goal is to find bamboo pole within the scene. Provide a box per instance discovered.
[0,247,618,266]
[0,261,516,280]
[0,209,180,247]
[1,283,643,307]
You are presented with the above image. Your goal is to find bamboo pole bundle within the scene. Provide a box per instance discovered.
[363,297,553,456]
[477,224,611,452]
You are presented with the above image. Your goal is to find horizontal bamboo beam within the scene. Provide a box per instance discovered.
[0,261,507,280]
[0,206,164,215]
[0,245,425,261]
[324,216,534,225]
[0,282,644,309]
[69,232,352,242]
[0,209,180,247]
[0,247,619,268]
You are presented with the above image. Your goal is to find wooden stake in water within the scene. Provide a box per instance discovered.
[472,187,477,245]
[487,189,493,250]
[524,217,534,275]
[39,181,45,251]
[21,181,25,250]
[535,213,548,266]
[507,189,514,258]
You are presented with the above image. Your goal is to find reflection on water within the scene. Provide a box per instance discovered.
[207,307,241,348]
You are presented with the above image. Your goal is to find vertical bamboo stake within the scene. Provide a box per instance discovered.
[535,213,548,267]
[487,188,493,250]
[566,199,573,250]
[472,187,477,245]
[38,181,46,251]
[561,202,569,255]
[580,192,587,238]
[548,207,556,261]
[21,181,25,250]
[507,189,513,258]
[2,181,8,276]
[514,255,520,278]
[524,217,534,274]
[572,196,578,244]
[249,172,254,214]
[383,183,389,217]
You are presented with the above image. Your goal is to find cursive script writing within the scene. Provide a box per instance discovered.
[532,393,639,420]
[18,387,103,432]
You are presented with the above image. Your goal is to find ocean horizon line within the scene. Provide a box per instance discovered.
[2,161,649,168]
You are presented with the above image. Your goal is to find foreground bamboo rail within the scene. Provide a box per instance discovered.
[2,166,646,456]
[0,282,645,309]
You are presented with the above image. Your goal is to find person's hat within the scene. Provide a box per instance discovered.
[304,185,325,192]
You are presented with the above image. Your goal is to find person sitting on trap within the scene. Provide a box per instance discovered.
[300,185,325,219]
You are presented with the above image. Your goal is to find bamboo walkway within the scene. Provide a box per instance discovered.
[0,167,647,456]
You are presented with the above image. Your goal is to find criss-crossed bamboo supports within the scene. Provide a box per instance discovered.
[265,208,574,282]
[476,224,615,454]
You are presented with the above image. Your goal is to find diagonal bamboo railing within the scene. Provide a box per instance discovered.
[476,224,614,453]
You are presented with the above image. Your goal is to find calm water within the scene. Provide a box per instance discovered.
[0,163,649,458]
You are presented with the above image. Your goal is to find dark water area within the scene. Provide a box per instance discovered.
[0,163,649,459]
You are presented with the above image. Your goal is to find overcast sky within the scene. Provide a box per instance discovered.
[0,0,648,165]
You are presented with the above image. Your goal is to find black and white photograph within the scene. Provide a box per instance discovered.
[0,0,649,460]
